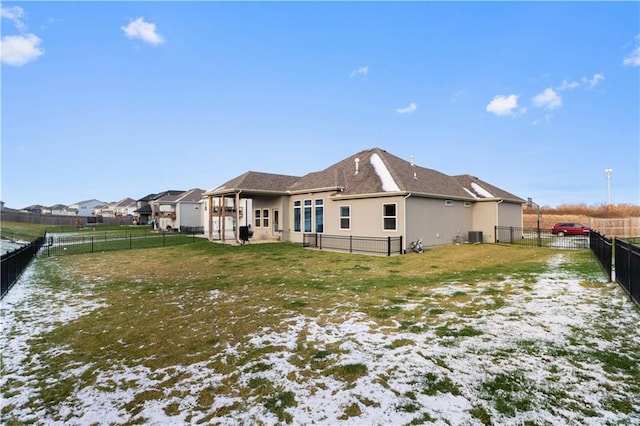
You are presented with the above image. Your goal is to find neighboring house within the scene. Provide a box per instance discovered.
[95,203,117,218]
[48,204,76,216]
[21,205,46,214]
[113,198,137,218]
[175,189,205,230]
[134,190,184,229]
[135,190,186,229]
[151,189,205,231]
[68,199,106,217]
[203,147,524,249]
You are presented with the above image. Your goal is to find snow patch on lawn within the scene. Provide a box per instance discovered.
[2,254,639,424]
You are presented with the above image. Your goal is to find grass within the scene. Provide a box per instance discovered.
[2,240,638,424]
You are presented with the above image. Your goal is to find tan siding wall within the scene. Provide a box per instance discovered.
[251,196,288,241]
[471,202,497,243]
[288,193,405,244]
[406,198,473,247]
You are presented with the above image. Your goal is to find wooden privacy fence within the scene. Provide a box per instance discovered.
[590,218,640,238]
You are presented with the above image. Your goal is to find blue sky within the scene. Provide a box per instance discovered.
[2,1,639,209]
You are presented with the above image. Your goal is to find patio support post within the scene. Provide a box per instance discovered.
[221,195,226,242]
[235,192,240,243]
[208,195,213,241]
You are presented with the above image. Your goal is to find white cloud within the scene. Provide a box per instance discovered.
[532,88,562,110]
[623,47,640,67]
[395,102,417,114]
[557,79,580,91]
[350,66,368,78]
[486,94,520,116]
[0,34,44,66]
[121,17,164,46]
[582,73,605,89]
[450,90,465,103]
[1,5,26,30]
[623,35,640,67]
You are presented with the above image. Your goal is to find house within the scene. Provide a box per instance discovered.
[113,198,137,218]
[203,148,524,250]
[149,189,205,231]
[134,191,185,226]
[21,204,46,214]
[49,204,75,216]
[68,199,106,217]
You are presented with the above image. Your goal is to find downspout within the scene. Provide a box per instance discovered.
[496,199,504,242]
[403,193,412,253]
[235,190,242,244]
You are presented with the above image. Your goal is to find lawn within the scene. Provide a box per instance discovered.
[1,242,639,425]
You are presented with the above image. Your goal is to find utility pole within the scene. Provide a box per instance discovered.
[605,168,613,207]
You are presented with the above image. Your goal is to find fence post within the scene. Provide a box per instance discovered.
[510,227,514,243]
[130,235,133,250]
[350,235,353,253]
[319,234,322,250]
[163,233,166,247]
[91,236,94,253]
[400,236,403,255]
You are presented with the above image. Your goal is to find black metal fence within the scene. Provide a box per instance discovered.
[495,226,590,250]
[303,234,403,256]
[41,231,201,257]
[614,238,640,307]
[590,231,613,281]
[1,236,45,298]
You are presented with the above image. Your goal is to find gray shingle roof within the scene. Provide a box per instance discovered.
[204,148,524,203]
[205,171,301,195]
[291,148,473,199]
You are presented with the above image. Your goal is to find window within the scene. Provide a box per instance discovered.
[294,201,301,232]
[262,209,269,228]
[383,203,397,230]
[339,205,350,230]
[304,200,312,233]
[315,199,324,233]
[254,209,261,227]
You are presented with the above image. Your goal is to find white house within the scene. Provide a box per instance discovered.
[68,199,106,217]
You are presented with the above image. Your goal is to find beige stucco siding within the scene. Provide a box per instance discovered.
[251,196,288,241]
[287,193,405,244]
[406,197,473,248]
[471,201,497,243]
[470,200,523,243]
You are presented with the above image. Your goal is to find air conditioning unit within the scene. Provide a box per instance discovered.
[468,231,483,243]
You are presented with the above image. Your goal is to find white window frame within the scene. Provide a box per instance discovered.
[382,203,397,231]
[339,205,351,230]
[254,209,261,228]
[314,199,324,233]
[293,201,301,232]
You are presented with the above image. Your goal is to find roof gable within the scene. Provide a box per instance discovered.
[453,175,525,203]
[291,148,472,199]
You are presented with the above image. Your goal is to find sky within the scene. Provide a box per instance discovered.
[1,1,639,209]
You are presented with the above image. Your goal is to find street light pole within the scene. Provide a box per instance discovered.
[605,168,613,207]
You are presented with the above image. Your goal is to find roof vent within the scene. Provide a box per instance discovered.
[414,172,417,180]
[410,155,414,166]
[355,158,360,175]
